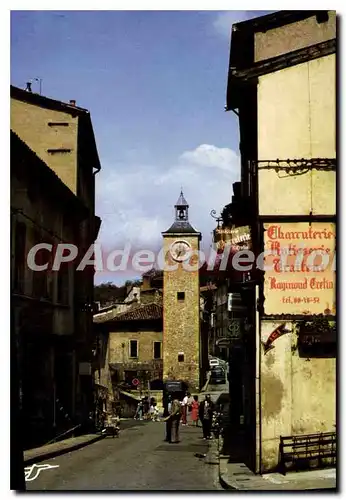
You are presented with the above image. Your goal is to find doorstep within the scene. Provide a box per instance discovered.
[219,457,337,491]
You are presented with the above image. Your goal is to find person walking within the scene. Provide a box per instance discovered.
[152,404,159,422]
[181,392,190,426]
[199,394,214,440]
[170,395,182,443]
[134,400,143,420]
[143,396,150,420]
[164,395,173,442]
[191,395,200,427]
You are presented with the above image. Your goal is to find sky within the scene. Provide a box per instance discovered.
[11,10,273,285]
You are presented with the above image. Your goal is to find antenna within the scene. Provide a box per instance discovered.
[34,77,42,95]
[27,77,42,95]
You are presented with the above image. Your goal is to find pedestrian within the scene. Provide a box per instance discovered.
[152,404,159,422]
[181,391,190,426]
[143,396,150,420]
[191,395,199,427]
[187,393,194,424]
[134,400,143,420]
[164,395,173,442]
[170,394,182,443]
[199,394,214,440]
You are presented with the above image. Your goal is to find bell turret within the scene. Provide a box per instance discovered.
[162,190,201,238]
[175,190,189,222]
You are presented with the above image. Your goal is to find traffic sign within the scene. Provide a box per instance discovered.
[132,378,140,386]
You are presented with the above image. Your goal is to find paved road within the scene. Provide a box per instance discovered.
[207,382,229,395]
[26,420,223,491]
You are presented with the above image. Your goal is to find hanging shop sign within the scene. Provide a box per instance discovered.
[263,222,336,316]
[228,319,242,339]
[213,225,252,252]
[227,293,246,314]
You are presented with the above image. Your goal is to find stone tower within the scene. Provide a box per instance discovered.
[161,191,201,391]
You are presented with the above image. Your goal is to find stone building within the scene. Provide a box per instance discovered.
[93,301,163,416]
[11,85,101,446]
[221,10,336,472]
[92,262,211,409]
[11,131,93,448]
[161,192,202,391]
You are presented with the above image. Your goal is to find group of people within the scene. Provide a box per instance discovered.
[134,396,159,421]
[164,393,215,443]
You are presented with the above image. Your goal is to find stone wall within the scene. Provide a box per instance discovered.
[162,235,201,391]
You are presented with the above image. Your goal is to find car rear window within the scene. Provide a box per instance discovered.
[212,368,224,375]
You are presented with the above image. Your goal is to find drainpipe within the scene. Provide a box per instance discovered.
[10,211,26,490]
[255,285,262,474]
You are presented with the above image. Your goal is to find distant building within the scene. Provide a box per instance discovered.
[93,300,163,415]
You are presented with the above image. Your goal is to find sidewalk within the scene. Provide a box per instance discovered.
[24,434,105,466]
[219,457,337,491]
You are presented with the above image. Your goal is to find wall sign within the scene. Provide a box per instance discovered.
[263,323,290,354]
[263,222,336,315]
[214,225,252,252]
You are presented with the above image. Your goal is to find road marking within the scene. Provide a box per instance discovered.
[24,463,60,482]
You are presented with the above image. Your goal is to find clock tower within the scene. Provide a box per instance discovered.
[161,191,201,391]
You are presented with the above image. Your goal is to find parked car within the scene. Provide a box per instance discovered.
[209,358,220,368]
[210,366,226,384]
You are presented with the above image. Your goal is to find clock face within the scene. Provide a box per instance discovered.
[169,240,192,262]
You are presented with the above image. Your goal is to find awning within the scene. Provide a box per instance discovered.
[119,390,141,402]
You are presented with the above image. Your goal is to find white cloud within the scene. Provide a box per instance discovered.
[179,144,239,172]
[95,144,240,280]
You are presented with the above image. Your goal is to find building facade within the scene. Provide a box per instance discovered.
[224,10,336,472]
[11,131,91,448]
[11,85,102,445]
[93,301,163,416]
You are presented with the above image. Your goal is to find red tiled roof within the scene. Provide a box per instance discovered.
[94,302,162,324]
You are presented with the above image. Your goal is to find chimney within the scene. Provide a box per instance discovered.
[142,275,151,291]
[25,82,32,92]
[69,99,76,107]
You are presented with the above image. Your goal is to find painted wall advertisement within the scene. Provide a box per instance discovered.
[263,222,336,315]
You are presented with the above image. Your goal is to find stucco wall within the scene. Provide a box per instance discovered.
[11,98,78,193]
[260,320,336,472]
[254,12,336,62]
[257,54,336,216]
[162,234,200,390]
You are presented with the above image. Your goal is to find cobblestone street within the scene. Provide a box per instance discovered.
[26,421,223,491]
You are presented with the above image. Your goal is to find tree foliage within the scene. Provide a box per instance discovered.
[94,279,143,307]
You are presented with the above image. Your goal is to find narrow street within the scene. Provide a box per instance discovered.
[26,420,223,491]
